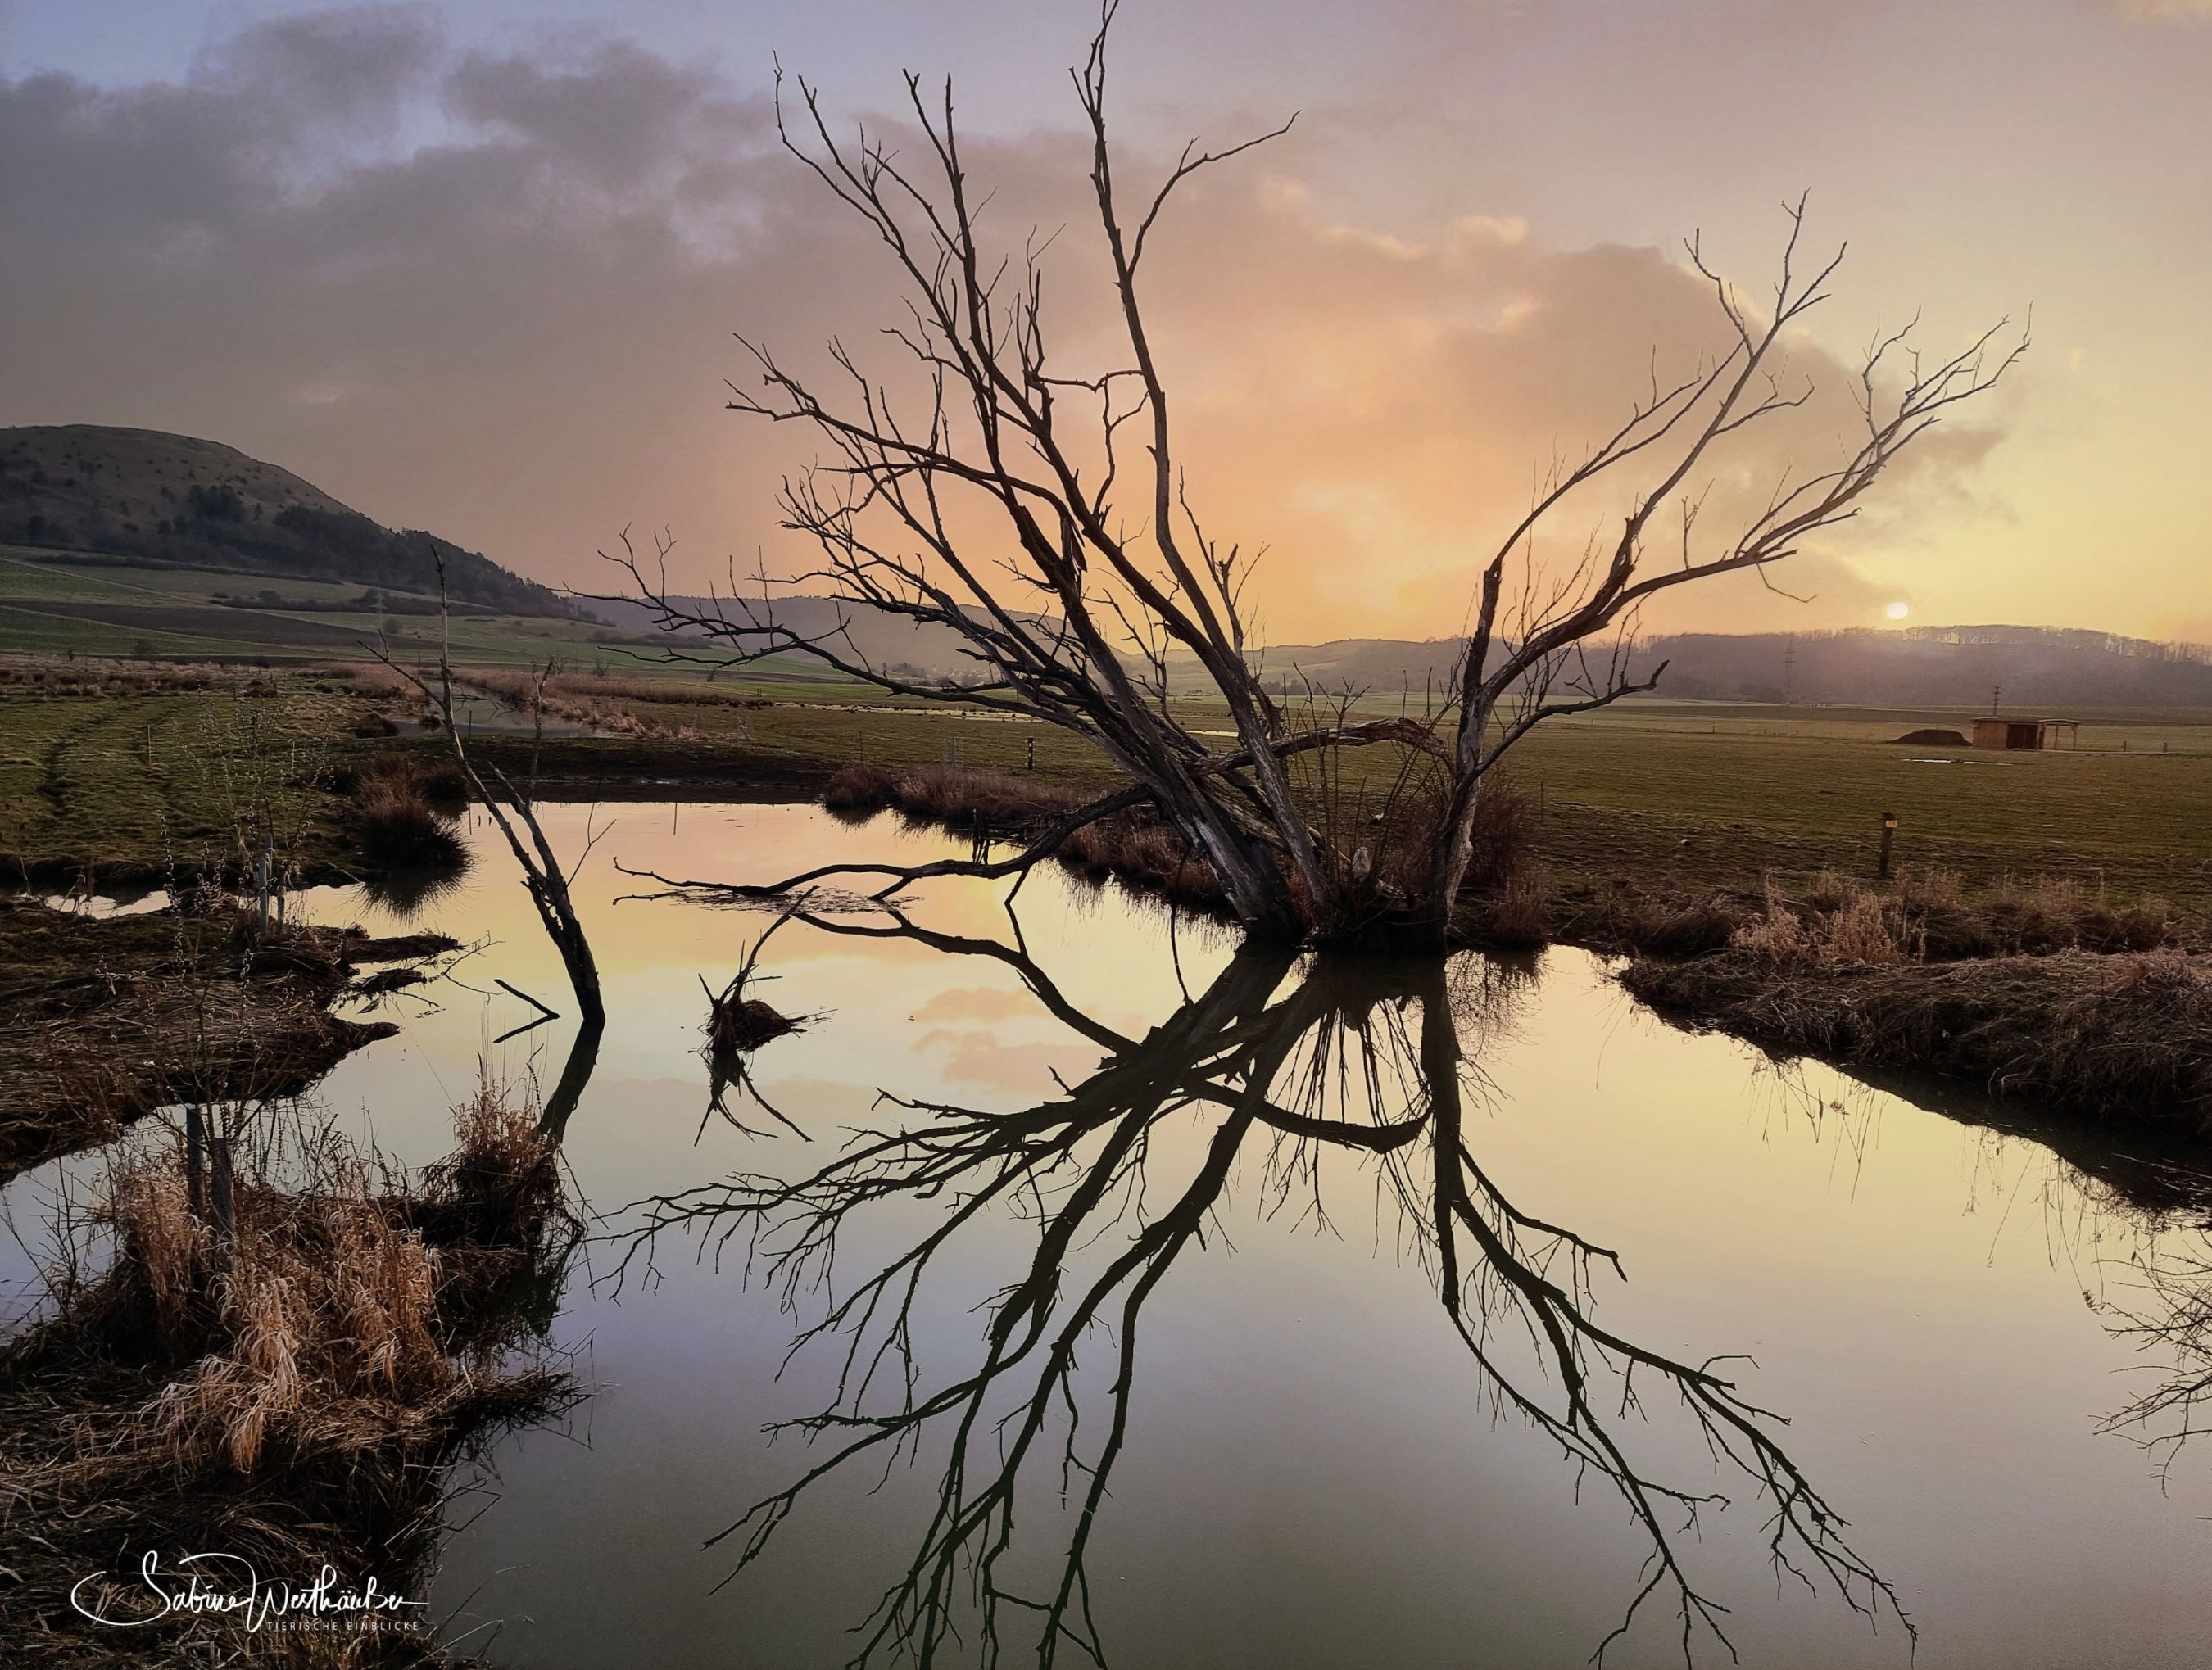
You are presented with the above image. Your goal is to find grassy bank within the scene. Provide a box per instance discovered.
[0,1084,576,1665]
[7,656,2210,929]
[1608,871,2208,1126]
[1624,947,2212,1129]
[0,663,381,889]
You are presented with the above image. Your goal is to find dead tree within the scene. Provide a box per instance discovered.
[607,6,1435,941]
[374,560,606,1052]
[1424,207,2026,926]
[612,7,2020,948]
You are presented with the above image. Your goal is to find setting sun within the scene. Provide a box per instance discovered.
[1886,600,1911,620]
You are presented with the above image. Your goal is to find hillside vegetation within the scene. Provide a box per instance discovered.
[0,424,569,615]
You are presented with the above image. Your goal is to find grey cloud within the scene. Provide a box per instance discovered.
[194,5,442,130]
[443,42,757,187]
[0,7,2010,639]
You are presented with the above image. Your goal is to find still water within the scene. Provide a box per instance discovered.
[15,803,2212,1668]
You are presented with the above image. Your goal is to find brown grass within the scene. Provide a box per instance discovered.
[823,761,1089,826]
[822,761,1227,909]
[821,763,1556,938]
[0,1082,576,1663]
[460,668,664,736]
[333,752,469,871]
[1559,862,2186,965]
[1623,947,2212,1126]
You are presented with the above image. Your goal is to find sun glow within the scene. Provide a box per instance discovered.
[1885,601,1911,621]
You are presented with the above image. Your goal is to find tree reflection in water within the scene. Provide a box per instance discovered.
[1750,1052,2212,1501]
[2101,1237,2212,1481]
[614,912,1910,1667]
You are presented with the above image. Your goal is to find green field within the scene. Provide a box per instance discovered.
[537,683,2212,912]
[3,618,2209,920]
[0,681,369,884]
[0,548,660,668]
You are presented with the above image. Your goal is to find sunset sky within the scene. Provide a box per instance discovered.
[2,0,2206,646]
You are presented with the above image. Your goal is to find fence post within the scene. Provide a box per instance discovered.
[184,1103,206,1219]
[253,834,273,934]
[1877,811,1897,881]
[209,1135,235,1243]
[1026,735,1036,773]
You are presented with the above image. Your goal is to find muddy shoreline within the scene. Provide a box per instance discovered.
[0,899,454,1182]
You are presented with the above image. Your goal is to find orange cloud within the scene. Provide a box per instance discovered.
[0,15,2035,646]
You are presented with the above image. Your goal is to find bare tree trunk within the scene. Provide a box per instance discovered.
[608,18,2019,954]
[1425,693,1496,935]
[377,562,605,1030]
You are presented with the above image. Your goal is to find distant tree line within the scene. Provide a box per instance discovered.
[1628,626,2212,709]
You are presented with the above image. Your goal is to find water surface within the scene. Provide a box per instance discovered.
[11,802,2210,1668]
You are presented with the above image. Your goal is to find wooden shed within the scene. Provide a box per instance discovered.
[1972,717,2081,750]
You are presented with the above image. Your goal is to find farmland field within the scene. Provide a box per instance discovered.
[5,645,2210,920]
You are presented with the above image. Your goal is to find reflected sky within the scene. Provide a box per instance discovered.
[9,802,2207,1668]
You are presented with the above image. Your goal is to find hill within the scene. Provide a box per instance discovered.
[0,425,569,616]
[1631,625,2212,709]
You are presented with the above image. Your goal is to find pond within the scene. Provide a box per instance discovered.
[7,802,2210,1669]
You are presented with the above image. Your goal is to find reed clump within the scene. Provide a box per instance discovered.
[334,752,469,871]
[705,980,802,1052]
[0,1084,577,1662]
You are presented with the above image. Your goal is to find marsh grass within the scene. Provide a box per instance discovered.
[818,760,1552,938]
[1623,947,2212,1126]
[0,1081,578,1663]
[334,752,469,873]
[1718,866,2181,967]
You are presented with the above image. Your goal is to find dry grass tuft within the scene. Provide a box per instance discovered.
[1730,885,1908,966]
[335,751,469,871]
[0,1081,577,1662]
